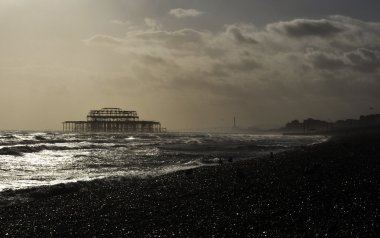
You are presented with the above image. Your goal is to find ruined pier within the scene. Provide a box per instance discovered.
[63,108,162,133]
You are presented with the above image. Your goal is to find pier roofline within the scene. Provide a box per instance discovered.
[63,107,162,133]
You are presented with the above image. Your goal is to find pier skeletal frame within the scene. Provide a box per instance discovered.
[63,108,162,133]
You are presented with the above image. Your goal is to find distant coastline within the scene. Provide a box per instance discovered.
[279,114,380,135]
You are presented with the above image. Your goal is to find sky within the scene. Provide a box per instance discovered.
[0,0,380,130]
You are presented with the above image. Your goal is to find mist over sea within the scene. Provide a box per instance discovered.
[0,131,326,192]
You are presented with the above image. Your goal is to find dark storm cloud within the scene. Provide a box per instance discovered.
[307,48,380,73]
[226,25,258,44]
[307,50,346,70]
[211,59,262,77]
[137,54,171,66]
[85,15,380,84]
[345,48,380,73]
[226,59,261,72]
[169,8,203,18]
[268,19,343,37]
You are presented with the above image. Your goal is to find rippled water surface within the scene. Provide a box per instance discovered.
[0,131,326,191]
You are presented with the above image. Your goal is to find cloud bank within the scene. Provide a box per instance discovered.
[84,15,380,128]
[169,8,203,18]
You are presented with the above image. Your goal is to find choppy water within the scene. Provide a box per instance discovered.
[0,131,326,192]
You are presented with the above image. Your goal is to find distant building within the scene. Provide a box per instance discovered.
[334,119,358,130]
[303,118,329,133]
[284,118,329,133]
[359,114,380,125]
[285,120,303,131]
[283,114,380,134]
[63,107,163,133]
[333,114,380,131]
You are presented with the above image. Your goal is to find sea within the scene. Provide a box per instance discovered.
[0,131,327,192]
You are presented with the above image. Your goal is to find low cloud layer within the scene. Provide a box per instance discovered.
[268,19,343,37]
[169,8,203,18]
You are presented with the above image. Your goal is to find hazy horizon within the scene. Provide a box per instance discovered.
[1,0,379,131]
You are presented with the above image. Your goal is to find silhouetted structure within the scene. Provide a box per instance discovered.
[233,116,237,129]
[303,118,329,133]
[285,120,303,131]
[283,114,380,134]
[63,108,162,133]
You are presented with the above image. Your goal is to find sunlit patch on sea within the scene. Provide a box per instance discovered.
[0,131,327,192]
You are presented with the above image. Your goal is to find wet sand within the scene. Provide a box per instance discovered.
[0,132,379,237]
